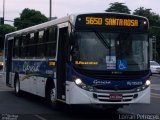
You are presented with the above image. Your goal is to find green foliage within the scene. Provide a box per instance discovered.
[105,2,131,14]
[0,24,16,50]
[133,7,160,27]
[14,8,48,30]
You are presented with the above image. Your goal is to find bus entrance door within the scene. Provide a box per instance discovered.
[6,38,13,86]
[57,27,68,101]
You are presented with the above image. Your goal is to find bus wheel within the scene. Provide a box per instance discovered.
[47,83,57,107]
[50,85,56,104]
[15,77,21,96]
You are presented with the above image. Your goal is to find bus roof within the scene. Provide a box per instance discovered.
[5,12,148,39]
[5,15,71,38]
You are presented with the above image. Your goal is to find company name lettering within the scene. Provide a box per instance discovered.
[93,80,111,85]
[127,81,143,86]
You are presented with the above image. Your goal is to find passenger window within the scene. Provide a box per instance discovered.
[38,30,44,43]
[36,30,46,58]
[22,35,28,46]
[27,33,36,57]
[37,44,46,57]
[48,27,57,42]
[46,27,57,57]
[46,43,56,57]
[14,37,21,58]
[30,33,35,44]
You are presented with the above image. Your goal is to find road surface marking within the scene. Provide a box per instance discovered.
[151,95,160,99]
[34,115,47,120]
[151,93,160,99]
[151,93,160,96]
[151,84,160,91]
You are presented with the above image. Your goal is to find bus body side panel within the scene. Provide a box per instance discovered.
[12,59,56,97]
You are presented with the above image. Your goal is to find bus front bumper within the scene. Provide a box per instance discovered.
[66,82,150,104]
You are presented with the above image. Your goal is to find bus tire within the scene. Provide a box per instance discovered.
[46,83,57,108]
[14,76,21,96]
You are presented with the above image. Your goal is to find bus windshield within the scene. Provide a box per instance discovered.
[71,31,148,71]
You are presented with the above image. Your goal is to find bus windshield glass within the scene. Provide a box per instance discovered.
[71,31,148,71]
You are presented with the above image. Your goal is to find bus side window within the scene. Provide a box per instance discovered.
[46,26,57,58]
[37,30,45,57]
[21,35,28,58]
[12,38,16,58]
[38,31,45,43]
[28,33,36,57]
[19,36,24,58]
[14,37,20,58]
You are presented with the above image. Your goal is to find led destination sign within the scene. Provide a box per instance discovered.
[86,17,139,27]
[75,14,148,30]
[105,18,138,27]
[75,13,149,32]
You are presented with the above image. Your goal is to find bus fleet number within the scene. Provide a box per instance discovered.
[86,17,103,25]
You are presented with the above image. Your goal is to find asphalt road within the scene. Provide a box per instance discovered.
[0,91,122,120]
[0,73,160,120]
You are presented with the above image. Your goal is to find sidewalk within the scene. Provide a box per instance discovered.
[0,73,13,91]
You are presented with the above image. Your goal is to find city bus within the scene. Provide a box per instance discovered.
[4,12,151,110]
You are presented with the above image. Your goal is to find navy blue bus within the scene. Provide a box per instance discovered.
[4,13,151,110]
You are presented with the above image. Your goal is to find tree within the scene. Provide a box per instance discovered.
[133,7,160,36]
[0,24,16,50]
[14,8,48,30]
[133,7,160,27]
[105,2,131,14]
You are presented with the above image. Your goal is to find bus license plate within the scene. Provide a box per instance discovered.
[109,94,123,100]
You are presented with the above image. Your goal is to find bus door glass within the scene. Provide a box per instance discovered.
[6,38,14,85]
[57,27,68,100]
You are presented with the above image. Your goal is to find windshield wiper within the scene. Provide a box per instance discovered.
[95,31,111,49]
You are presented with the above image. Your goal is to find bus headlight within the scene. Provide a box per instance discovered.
[136,80,151,92]
[73,77,94,92]
[75,78,82,85]
[145,80,151,86]
[0,62,3,66]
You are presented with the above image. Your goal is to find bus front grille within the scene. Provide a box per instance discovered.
[93,93,138,102]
